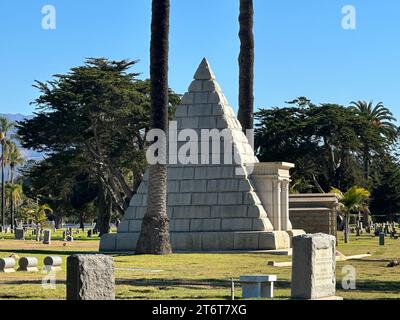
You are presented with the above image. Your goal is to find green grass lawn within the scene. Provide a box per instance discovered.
[0,231,399,300]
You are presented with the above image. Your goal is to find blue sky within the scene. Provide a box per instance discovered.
[1,0,399,120]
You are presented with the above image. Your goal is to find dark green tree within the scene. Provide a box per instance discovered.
[17,58,180,235]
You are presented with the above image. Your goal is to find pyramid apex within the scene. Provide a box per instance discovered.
[194,58,215,80]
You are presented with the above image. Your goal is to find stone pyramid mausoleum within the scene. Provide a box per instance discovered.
[100,59,304,252]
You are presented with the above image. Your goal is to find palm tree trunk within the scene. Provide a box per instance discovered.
[136,0,171,255]
[238,0,254,133]
[10,196,14,231]
[363,145,370,181]
[344,214,350,243]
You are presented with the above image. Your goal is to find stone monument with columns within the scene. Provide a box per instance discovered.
[100,58,304,252]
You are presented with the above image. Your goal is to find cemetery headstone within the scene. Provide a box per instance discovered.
[66,255,115,300]
[291,233,341,300]
[87,229,92,238]
[43,230,51,245]
[15,228,25,240]
[66,235,74,242]
[18,257,39,272]
[43,256,62,271]
[0,226,3,233]
[379,233,385,246]
[62,231,66,239]
[0,257,16,273]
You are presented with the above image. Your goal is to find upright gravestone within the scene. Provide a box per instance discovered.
[66,255,115,300]
[15,228,25,240]
[43,230,51,245]
[87,229,92,238]
[379,233,385,246]
[291,233,341,300]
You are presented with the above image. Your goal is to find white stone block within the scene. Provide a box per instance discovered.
[191,193,218,205]
[221,218,253,231]
[117,221,130,233]
[168,167,195,180]
[175,105,188,117]
[207,179,238,192]
[211,205,248,218]
[238,179,253,192]
[190,219,221,232]
[233,232,260,250]
[244,192,262,205]
[252,218,273,231]
[194,166,234,179]
[198,116,217,129]
[218,192,244,205]
[168,193,192,206]
[170,219,190,232]
[181,92,194,104]
[194,92,209,104]
[172,206,211,219]
[188,80,203,92]
[168,181,180,193]
[124,206,136,220]
[180,180,207,192]
[259,231,290,250]
[170,233,202,251]
[128,220,142,232]
[187,104,212,117]
[179,117,199,129]
[202,80,219,92]
[201,232,234,251]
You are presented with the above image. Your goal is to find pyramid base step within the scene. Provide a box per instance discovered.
[99,230,296,252]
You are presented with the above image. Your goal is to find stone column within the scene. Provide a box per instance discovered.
[280,180,292,230]
[250,162,295,231]
[272,180,282,231]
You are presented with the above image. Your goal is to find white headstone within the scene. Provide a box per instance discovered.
[291,233,340,300]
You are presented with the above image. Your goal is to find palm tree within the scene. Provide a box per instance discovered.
[238,0,254,133]
[25,204,52,242]
[8,141,25,184]
[350,101,398,180]
[135,0,172,254]
[5,183,23,230]
[0,117,14,228]
[331,186,370,243]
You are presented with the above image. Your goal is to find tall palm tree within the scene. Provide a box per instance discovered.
[5,183,23,230]
[331,186,370,243]
[135,0,172,254]
[238,0,254,133]
[8,141,25,183]
[7,143,24,230]
[0,117,14,228]
[350,101,398,179]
